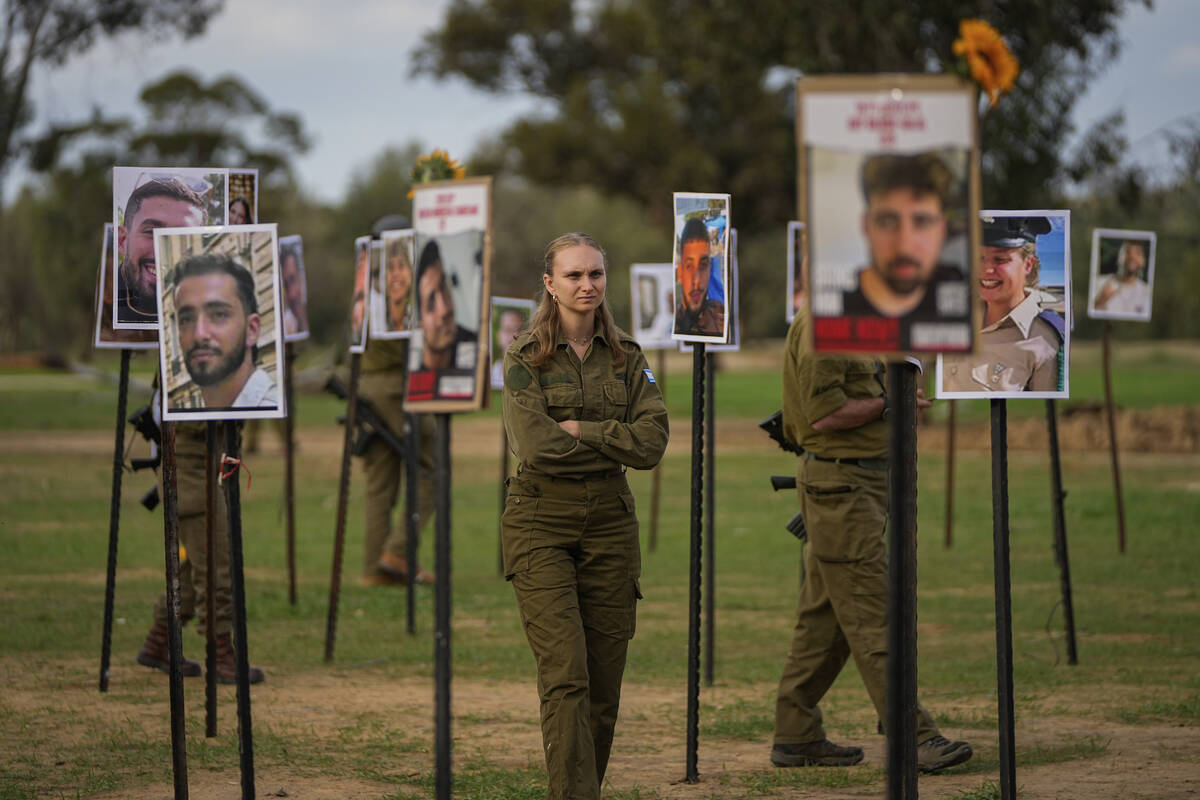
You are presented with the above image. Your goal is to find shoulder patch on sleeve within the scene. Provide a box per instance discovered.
[505,364,533,391]
[643,368,656,384]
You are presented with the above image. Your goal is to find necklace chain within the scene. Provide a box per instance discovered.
[567,334,590,345]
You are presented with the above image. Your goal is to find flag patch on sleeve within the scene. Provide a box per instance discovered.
[643,368,656,384]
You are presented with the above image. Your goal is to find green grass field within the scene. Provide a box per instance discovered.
[1,343,1198,799]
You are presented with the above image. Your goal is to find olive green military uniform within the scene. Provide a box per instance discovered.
[942,292,1062,393]
[774,309,941,747]
[152,421,233,636]
[502,324,668,800]
[358,338,436,578]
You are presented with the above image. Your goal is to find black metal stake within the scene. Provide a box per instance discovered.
[434,414,453,800]
[161,422,189,799]
[99,349,131,693]
[1101,322,1127,553]
[945,399,956,549]
[886,362,918,800]
[990,399,1017,800]
[648,348,666,553]
[703,351,715,687]
[204,422,218,738]
[325,354,361,661]
[404,413,421,635]
[1045,400,1078,665]
[685,343,705,784]
[284,342,297,606]
[222,422,256,800]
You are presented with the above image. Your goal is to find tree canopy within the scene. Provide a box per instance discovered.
[414,0,1151,231]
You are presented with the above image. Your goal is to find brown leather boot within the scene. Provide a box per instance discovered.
[214,633,265,685]
[378,552,436,585]
[136,623,201,677]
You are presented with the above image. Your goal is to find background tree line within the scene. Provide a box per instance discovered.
[1,0,1195,360]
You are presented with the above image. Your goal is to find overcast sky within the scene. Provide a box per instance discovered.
[21,0,1200,205]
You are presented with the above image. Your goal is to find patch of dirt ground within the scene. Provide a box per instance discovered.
[6,662,1197,799]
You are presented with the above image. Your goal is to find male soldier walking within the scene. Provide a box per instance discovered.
[770,305,972,772]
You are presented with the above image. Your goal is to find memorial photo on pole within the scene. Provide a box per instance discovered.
[630,263,675,350]
[349,236,371,354]
[937,210,1071,398]
[404,177,492,412]
[94,223,157,350]
[672,192,731,343]
[154,224,285,421]
[375,228,417,340]
[278,235,310,342]
[490,297,534,391]
[797,75,979,354]
[1087,228,1156,322]
[112,166,228,330]
[786,221,806,324]
[228,169,258,225]
[681,228,741,354]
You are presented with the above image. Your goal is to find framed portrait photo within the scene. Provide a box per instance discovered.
[489,297,535,391]
[630,263,675,350]
[228,169,258,225]
[786,221,806,324]
[1086,228,1156,322]
[348,236,371,354]
[937,210,1071,399]
[154,224,285,421]
[671,191,731,344]
[373,228,416,339]
[797,74,980,355]
[112,166,229,330]
[405,177,492,412]
[94,223,157,350]
[278,235,310,343]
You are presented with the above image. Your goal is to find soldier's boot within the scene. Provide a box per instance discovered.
[214,633,265,685]
[136,623,201,677]
[378,552,436,585]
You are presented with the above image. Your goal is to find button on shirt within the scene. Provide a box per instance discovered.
[502,326,669,480]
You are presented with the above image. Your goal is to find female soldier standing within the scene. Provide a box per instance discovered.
[501,233,669,799]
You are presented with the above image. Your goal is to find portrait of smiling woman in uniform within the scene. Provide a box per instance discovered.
[938,211,1070,399]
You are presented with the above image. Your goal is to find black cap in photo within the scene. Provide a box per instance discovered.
[982,215,1052,248]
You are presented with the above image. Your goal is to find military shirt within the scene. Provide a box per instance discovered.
[782,308,887,459]
[503,325,669,479]
[676,300,726,338]
[942,291,1062,393]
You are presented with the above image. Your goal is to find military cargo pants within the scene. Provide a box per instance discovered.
[358,373,436,577]
[502,471,641,800]
[773,455,939,745]
[152,422,233,637]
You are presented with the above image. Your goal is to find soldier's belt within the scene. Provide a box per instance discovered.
[519,466,626,482]
[804,452,888,471]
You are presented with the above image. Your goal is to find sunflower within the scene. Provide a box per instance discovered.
[952,19,1019,106]
[408,149,466,196]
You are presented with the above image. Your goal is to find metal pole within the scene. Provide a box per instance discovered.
[161,422,189,800]
[944,399,956,549]
[498,425,509,576]
[649,348,666,552]
[222,422,256,800]
[204,422,218,738]
[99,349,131,693]
[886,362,918,800]
[990,399,1017,800]
[406,413,420,636]
[685,343,705,783]
[325,354,361,661]
[1101,322,1127,553]
[1045,400,1078,665]
[434,414,453,800]
[703,351,715,687]
[284,342,297,606]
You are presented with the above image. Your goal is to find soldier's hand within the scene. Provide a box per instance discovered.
[558,419,581,439]
[915,388,933,410]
